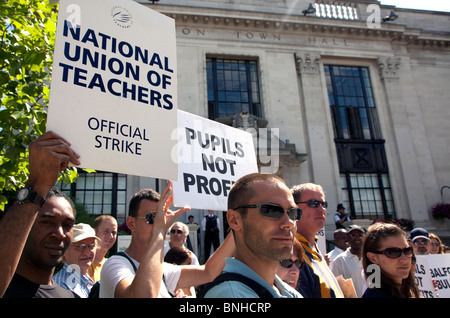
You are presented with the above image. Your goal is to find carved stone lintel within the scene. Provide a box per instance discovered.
[295,52,321,75]
[378,56,401,80]
[232,112,267,130]
[215,112,306,174]
[215,112,268,130]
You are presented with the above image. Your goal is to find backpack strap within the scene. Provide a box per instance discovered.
[198,272,274,298]
[116,251,138,272]
[117,252,176,297]
[88,252,136,298]
[162,273,176,298]
[100,252,174,297]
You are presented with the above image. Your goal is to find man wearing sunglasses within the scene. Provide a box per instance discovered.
[164,222,199,265]
[202,173,302,298]
[291,183,344,298]
[410,227,431,255]
[99,181,236,298]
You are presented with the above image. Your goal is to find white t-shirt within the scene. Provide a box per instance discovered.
[326,247,345,264]
[99,252,181,298]
[330,249,366,298]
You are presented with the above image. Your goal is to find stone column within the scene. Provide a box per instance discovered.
[295,52,340,222]
[187,224,200,256]
[378,56,437,225]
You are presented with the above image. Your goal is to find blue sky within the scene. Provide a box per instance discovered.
[378,0,450,12]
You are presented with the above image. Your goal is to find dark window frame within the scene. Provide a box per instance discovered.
[325,65,382,141]
[341,172,395,220]
[207,57,262,120]
[59,171,127,220]
[325,64,396,220]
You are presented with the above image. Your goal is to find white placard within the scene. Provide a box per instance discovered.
[46,0,178,179]
[172,110,258,210]
[117,235,131,252]
[415,254,450,298]
[316,228,326,255]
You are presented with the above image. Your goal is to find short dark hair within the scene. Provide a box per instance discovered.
[46,188,76,218]
[164,246,192,265]
[228,173,285,216]
[290,183,324,203]
[128,188,160,217]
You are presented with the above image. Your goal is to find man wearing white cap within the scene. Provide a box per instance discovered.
[53,223,100,297]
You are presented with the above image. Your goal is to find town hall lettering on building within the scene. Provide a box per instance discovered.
[179,27,350,46]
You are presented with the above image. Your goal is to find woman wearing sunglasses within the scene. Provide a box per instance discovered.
[362,222,420,298]
[277,239,304,289]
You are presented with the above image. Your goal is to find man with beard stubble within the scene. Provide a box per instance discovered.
[202,173,303,298]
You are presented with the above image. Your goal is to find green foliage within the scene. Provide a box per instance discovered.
[73,198,97,227]
[0,0,78,211]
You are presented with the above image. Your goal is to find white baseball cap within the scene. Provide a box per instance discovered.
[72,223,101,243]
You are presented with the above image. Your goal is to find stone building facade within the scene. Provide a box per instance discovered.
[64,0,450,251]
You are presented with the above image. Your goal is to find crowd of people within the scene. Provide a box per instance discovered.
[0,131,448,299]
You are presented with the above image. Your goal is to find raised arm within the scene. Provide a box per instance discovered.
[176,229,236,290]
[113,181,190,298]
[0,131,80,297]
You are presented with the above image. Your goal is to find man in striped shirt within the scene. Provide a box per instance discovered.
[53,223,100,297]
[291,183,344,298]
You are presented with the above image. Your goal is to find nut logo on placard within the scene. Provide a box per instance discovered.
[111,6,133,28]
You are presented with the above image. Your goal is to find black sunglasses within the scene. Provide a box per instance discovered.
[170,229,183,235]
[296,199,328,208]
[280,259,304,269]
[233,204,302,221]
[372,247,413,259]
[136,212,156,224]
[413,239,429,246]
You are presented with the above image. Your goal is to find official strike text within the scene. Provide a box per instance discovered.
[88,117,150,155]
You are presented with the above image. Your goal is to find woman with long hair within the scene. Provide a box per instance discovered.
[429,233,445,254]
[362,222,420,298]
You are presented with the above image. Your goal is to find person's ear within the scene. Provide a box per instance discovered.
[126,216,136,232]
[366,252,378,264]
[227,209,242,232]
